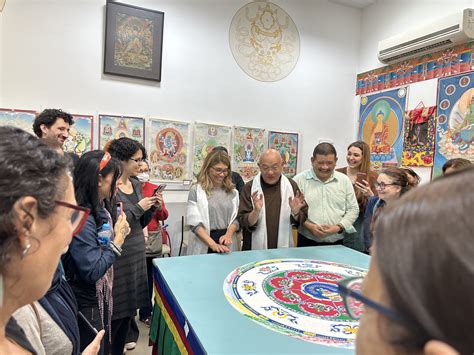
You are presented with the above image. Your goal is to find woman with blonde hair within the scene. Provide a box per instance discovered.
[337,141,378,252]
[186,150,239,255]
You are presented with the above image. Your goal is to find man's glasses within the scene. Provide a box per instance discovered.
[337,276,404,323]
[374,182,399,190]
[55,201,90,235]
[210,166,229,175]
[130,157,145,163]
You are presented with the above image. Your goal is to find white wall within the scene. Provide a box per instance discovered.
[0,0,361,253]
[356,0,473,184]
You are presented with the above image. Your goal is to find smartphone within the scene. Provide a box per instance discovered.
[153,184,167,195]
[77,311,98,336]
[116,202,123,216]
[356,172,367,184]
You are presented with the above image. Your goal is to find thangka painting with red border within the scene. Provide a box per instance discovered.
[0,108,36,134]
[99,114,145,149]
[63,114,94,156]
[268,131,298,178]
[401,106,436,167]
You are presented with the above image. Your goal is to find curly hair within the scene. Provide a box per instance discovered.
[107,137,142,161]
[0,126,70,273]
[32,108,74,138]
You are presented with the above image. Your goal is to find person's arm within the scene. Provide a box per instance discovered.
[68,217,116,284]
[237,182,260,231]
[363,197,377,251]
[194,225,230,253]
[338,180,360,232]
[154,200,169,221]
[289,181,308,227]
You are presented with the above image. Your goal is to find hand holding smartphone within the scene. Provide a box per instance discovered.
[116,202,123,216]
[153,184,167,195]
[356,172,367,184]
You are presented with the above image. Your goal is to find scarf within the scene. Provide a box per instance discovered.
[186,184,239,255]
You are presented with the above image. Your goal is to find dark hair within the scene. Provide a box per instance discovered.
[380,167,410,195]
[312,142,337,157]
[108,137,142,161]
[374,166,474,354]
[212,146,229,154]
[0,126,70,272]
[138,142,148,161]
[33,109,74,138]
[73,150,121,226]
[400,167,421,187]
[442,158,472,174]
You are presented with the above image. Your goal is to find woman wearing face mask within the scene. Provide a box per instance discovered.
[136,160,168,326]
[337,141,378,252]
[363,167,410,253]
[62,151,130,355]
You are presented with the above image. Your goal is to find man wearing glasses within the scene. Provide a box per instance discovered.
[237,149,307,250]
[294,143,359,247]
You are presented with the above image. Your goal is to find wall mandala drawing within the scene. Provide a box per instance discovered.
[229,1,300,82]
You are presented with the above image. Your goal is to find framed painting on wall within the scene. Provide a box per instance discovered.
[148,118,191,181]
[232,126,267,182]
[358,87,407,170]
[99,114,145,149]
[192,122,232,178]
[0,108,36,134]
[432,72,474,178]
[104,2,164,82]
[63,115,94,156]
[268,131,298,178]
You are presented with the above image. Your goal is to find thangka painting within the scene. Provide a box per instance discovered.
[268,131,298,178]
[63,115,93,156]
[229,1,300,82]
[99,115,144,149]
[433,72,474,177]
[148,118,191,181]
[402,106,436,167]
[358,87,407,170]
[0,108,36,134]
[223,259,367,349]
[192,122,232,177]
[232,126,267,182]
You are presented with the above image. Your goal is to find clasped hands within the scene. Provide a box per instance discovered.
[305,222,340,238]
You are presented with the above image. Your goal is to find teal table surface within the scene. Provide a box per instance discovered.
[153,246,370,355]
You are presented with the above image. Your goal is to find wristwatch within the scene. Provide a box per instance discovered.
[337,224,345,234]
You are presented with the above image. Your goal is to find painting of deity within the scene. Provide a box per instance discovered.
[232,126,267,182]
[192,123,232,177]
[63,115,93,156]
[268,131,298,178]
[99,115,144,149]
[433,72,474,177]
[0,108,36,134]
[148,118,191,181]
[402,106,436,167]
[358,87,407,170]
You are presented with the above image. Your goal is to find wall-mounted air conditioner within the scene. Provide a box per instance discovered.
[378,8,474,64]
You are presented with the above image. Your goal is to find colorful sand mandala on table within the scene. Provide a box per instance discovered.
[223,259,367,349]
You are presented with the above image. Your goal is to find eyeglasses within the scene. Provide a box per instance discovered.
[55,200,90,235]
[210,166,229,175]
[259,165,281,173]
[337,277,404,323]
[374,182,399,190]
[129,157,145,163]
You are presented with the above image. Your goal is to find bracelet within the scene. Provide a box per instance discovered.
[337,223,345,234]
[110,241,122,256]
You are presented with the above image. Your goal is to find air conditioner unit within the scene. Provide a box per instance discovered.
[378,8,474,64]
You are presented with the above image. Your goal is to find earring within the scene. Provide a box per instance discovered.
[22,243,31,258]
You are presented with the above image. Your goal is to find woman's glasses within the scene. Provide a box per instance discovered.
[337,276,403,323]
[210,166,230,175]
[374,182,399,190]
[55,201,90,235]
[130,157,145,163]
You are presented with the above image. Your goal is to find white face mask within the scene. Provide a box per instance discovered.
[137,172,150,183]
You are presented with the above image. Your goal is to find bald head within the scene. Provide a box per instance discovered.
[258,149,284,184]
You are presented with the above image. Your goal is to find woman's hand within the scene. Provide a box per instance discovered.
[81,329,105,355]
[219,233,233,246]
[154,191,163,210]
[355,180,374,197]
[210,242,230,253]
[114,214,130,247]
[138,196,158,211]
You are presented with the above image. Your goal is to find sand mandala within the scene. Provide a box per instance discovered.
[223,259,367,349]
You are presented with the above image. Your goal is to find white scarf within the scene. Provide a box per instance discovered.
[250,173,294,250]
[186,184,239,255]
